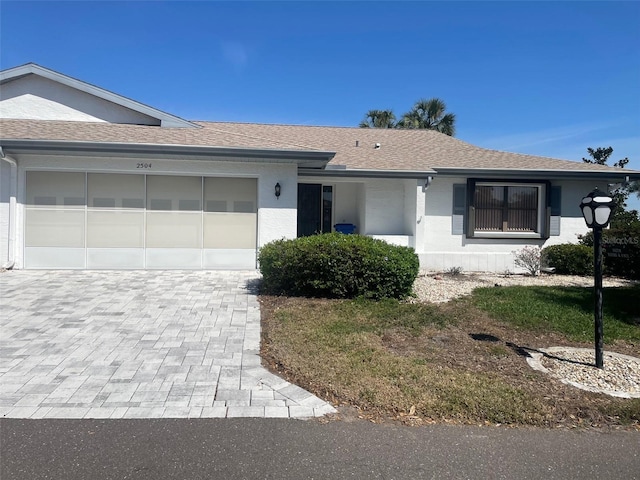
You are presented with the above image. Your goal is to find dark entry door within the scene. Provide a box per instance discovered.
[297,183,322,236]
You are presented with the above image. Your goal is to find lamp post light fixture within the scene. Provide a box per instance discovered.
[579,187,615,369]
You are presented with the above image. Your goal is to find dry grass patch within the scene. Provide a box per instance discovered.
[260,295,640,429]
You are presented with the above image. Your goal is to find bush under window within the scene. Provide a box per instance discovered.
[541,244,593,276]
[258,233,419,300]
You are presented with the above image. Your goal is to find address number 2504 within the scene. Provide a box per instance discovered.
[136,163,152,169]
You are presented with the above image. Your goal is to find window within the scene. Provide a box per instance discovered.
[475,184,539,233]
[452,179,558,239]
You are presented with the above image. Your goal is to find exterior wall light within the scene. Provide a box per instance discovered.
[579,187,615,369]
[275,182,281,199]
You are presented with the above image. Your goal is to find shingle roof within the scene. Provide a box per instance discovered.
[0,118,634,175]
[0,119,317,151]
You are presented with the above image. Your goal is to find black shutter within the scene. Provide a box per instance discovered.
[550,186,561,236]
[452,184,466,235]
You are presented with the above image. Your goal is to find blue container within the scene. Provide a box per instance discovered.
[334,223,356,234]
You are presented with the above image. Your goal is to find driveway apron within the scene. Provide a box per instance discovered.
[0,271,336,419]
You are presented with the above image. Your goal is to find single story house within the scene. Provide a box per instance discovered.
[1,63,638,272]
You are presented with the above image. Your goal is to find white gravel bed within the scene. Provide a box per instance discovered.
[413,272,640,397]
[412,271,636,304]
[527,347,640,398]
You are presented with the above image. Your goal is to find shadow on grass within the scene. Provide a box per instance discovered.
[505,342,595,368]
[469,333,501,342]
[467,332,594,367]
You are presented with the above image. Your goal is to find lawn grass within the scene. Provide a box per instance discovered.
[263,298,552,425]
[260,285,640,428]
[471,285,640,342]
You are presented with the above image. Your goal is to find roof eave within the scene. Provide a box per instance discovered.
[300,167,437,179]
[0,139,336,168]
[433,167,640,181]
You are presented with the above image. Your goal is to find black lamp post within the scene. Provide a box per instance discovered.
[579,187,615,369]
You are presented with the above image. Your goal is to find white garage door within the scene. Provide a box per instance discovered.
[25,172,257,269]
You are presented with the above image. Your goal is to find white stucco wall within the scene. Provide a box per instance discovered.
[333,183,359,227]
[363,179,410,235]
[257,168,298,245]
[0,160,10,265]
[356,183,366,234]
[0,75,161,125]
[8,153,298,269]
[402,180,419,243]
[413,182,427,251]
[420,176,607,272]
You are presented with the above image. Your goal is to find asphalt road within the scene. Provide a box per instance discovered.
[1,418,639,479]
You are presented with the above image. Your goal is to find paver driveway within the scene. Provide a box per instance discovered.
[0,270,336,419]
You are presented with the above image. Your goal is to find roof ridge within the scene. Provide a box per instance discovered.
[196,120,364,130]
[195,120,446,134]
[196,122,322,151]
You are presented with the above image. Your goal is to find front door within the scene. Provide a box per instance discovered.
[297,184,333,237]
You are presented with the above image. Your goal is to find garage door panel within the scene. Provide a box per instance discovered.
[25,247,85,268]
[203,249,256,269]
[87,211,144,248]
[145,249,202,269]
[88,173,144,209]
[87,248,144,269]
[25,209,85,247]
[146,212,202,248]
[204,213,256,249]
[27,171,85,209]
[147,176,201,211]
[204,178,256,213]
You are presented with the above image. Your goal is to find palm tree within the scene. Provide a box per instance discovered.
[397,98,456,136]
[359,109,396,128]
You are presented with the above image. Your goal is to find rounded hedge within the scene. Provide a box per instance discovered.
[580,225,640,279]
[258,233,419,300]
[541,243,593,276]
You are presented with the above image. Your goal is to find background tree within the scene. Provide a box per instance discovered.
[582,146,638,227]
[396,98,456,136]
[358,98,456,136]
[628,180,640,199]
[582,147,629,168]
[359,109,397,128]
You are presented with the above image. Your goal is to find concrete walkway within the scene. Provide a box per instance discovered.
[0,270,336,419]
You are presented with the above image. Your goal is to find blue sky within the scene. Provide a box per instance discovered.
[2,1,639,209]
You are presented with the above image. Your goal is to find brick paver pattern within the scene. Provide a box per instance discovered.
[0,271,336,419]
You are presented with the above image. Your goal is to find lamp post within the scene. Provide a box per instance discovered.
[579,188,615,369]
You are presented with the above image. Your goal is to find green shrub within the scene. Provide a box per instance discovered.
[258,233,419,300]
[579,224,640,279]
[541,244,593,276]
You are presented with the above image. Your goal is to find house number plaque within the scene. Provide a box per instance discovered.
[136,163,152,169]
